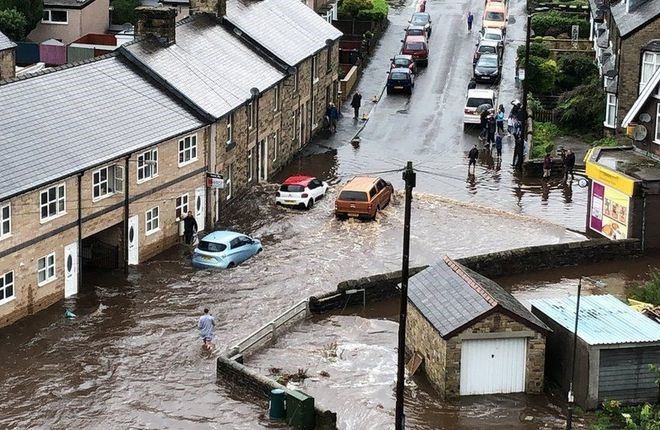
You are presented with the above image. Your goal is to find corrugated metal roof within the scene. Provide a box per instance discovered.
[122,14,285,120]
[0,31,16,51]
[611,0,660,38]
[227,0,342,66]
[531,294,660,346]
[0,55,204,201]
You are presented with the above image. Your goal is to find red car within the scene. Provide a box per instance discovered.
[401,35,429,65]
[390,54,417,74]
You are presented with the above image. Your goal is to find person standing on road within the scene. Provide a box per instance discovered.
[496,108,505,134]
[198,308,215,351]
[183,211,198,245]
[513,135,524,169]
[563,148,576,182]
[468,144,479,174]
[467,11,474,32]
[543,153,552,180]
[507,116,514,136]
[495,132,503,158]
[351,92,362,119]
[486,114,496,147]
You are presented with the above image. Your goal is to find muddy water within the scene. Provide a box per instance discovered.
[0,187,580,429]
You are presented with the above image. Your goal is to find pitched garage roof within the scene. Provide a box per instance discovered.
[531,294,660,346]
[122,14,285,120]
[226,0,342,66]
[0,55,204,201]
[0,31,16,51]
[408,256,550,339]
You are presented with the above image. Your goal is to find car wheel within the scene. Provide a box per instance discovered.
[257,248,263,254]
[386,87,392,95]
[335,213,346,220]
[372,206,381,221]
[307,199,314,209]
[227,262,236,269]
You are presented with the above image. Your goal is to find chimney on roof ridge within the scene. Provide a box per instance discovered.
[190,0,227,20]
[135,6,177,45]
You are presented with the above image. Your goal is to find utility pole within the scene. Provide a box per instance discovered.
[521,12,532,134]
[395,161,416,430]
[566,277,582,430]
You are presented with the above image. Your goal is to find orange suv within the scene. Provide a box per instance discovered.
[335,176,394,220]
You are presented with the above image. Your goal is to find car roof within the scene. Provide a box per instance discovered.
[394,54,414,60]
[282,175,314,186]
[405,35,427,42]
[485,2,506,11]
[478,53,499,60]
[390,67,412,74]
[467,89,496,98]
[203,230,244,243]
[412,12,430,17]
[478,39,499,47]
[483,27,503,34]
[342,176,380,191]
[406,25,426,30]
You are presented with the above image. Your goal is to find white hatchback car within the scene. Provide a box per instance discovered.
[463,89,496,126]
[275,175,328,209]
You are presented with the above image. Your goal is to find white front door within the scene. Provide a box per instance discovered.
[127,215,139,265]
[258,139,268,182]
[64,242,78,298]
[195,187,206,231]
[460,337,527,395]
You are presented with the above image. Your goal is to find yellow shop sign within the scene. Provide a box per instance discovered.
[585,161,636,197]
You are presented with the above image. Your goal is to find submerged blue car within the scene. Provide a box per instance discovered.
[191,231,262,269]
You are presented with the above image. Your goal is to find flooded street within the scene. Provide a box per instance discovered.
[0,0,599,428]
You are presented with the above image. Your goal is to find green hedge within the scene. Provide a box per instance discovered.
[531,11,589,38]
[356,0,388,21]
[531,122,559,159]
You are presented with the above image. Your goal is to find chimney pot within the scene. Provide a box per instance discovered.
[135,6,177,45]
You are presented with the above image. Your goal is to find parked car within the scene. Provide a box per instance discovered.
[473,53,502,83]
[463,88,496,127]
[390,54,417,73]
[401,35,429,65]
[473,39,501,67]
[335,176,394,220]
[482,2,508,34]
[275,175,328,209]
[192,231,262,269]
[405,24,427,39]
[387,68,415,94]
[480,27,505,47]
[409,12,432,36]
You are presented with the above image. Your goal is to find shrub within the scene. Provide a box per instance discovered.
[528,93,543,114]
[557,53,598,90]
[0,8,25,41]
[339,0,373,19]
[356,0,388,21]
[111,0,140,24]
[629,270,660,306]
[527,56,558,95]
[557,75,605,132]
[531,11,589,38]
[591,136,618,147]
[517,42,550,64]
[531,122,559,159]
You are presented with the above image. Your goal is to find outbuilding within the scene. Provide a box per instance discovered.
[531,294,660,409]
[406,256,550,398]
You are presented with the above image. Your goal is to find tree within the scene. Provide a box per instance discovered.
[111,0,141,25]
[0,0,42,37]
[339,0,373,19]
[557,53,599,91]
[0,8,25,41]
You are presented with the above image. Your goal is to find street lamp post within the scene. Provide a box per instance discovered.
[521,12,532,135]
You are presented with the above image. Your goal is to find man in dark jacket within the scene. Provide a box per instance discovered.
[563,148,576,182]
[468,145,479,174]
[351,92,362,119]
[512,135,524,169]
[543,153,552,180]
[486,115,496,147]
[183,211,198,245]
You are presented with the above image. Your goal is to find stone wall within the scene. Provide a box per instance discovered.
[0,48,15,80]
[406,305,447,394]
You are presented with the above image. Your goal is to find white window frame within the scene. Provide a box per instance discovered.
[273,132,279,162]
[273,85,280,112]
[137,149,158,183]
[176,193,189,219]
[92,165,121,201]
[640,51,660,93]
[42,9,68,24]
[178,134,198,166]
[145,207,160,235]
[247,102,256,130]
[247,147,255,182]
[40,183,66,223]
[227,113,234,144]
[115,165,124,193]
[37,253,56,286]
[312,54,319,83]
[604,93,617,128]
[226,163,233,200]
[655,103,660,144]
[0,271,14,305]
[0,202,10,240]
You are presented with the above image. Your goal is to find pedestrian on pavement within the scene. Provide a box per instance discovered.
[495,132,503,158]
[467,11,474,32]
[467,77,477,91]
[198,308,215,351]
[468,144,479,173]
[351,92,362,119]
[486,114,496,147]
[513,117,522,139]
[326,102,339,133]
[543,153,552,180]
[563,148,576,182]
[496,108,505,134]
[183,211,198,245]
[507,116,514,136]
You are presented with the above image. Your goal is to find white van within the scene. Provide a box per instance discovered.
[463,89,496,127]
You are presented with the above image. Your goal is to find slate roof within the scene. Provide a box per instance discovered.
[408,256,550,339]
[122,14,285,120]
[44,0,97,7]
[0,55,204,201]
[0,31,15,51]
[588,0,607,20]
[226,0,342,66]
[611,0,660,38]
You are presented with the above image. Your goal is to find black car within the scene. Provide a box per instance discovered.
[473,53,501,83]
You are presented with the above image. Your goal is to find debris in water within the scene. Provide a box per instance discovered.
[64,310,76,319]
[319,371,330,378]
[268,367,282,375]
[272,368,309,385]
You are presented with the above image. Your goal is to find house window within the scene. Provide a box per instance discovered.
[655,103,660,143]
[604,94,617,128]
[273,85,280,112]
[226,163,234,200]
[326,45,332,73]
[247,147,255,182]
[40,183,66,222]
[145,207,160,235]
[641,52,660,92]
[0,203,10,239]
[115,165,124,193]
[178,134,198,166]
[37,253,56,286]
[312,54,319,83]
[0,271,14,305]
[92,165,123,200]
[227,113,234,144]
[137,149,158,183]
[176,194,189,219]
[247,102,256,130]
[42,9,68,24]
[273,132,279,162]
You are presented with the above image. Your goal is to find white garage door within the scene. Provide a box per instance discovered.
[460,337,527,395]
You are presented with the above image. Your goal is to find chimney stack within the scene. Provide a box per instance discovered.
[135,6,177,45]
[190,0,227,20]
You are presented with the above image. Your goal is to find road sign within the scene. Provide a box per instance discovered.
[206,173,224,189]
[518,68,525,81]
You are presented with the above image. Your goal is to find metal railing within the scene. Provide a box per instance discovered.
[230,299,309,358]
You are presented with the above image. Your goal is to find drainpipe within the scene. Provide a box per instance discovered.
[207,124,216,227]
[123,156,130,274]
[77,173,83,288]
[641,190,647,251]
[250,87,260,181]
[309,57,314,145]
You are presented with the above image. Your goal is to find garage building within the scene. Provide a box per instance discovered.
[406,256,550,398]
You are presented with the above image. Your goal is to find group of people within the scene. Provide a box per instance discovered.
[323,91,363,134]
[543,147,576,182]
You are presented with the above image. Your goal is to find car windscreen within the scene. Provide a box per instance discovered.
[484,33,501,41]
[338,191,368,202]
[411,15,429,25]
[478,56,498,67]
[405,42,425,51]
[479,46,497,54]
[390,72,409,80]
[198,240,227,252]
[407,29,424,36]
[280,184,305,192]
[486,11,505,21]
[467,97,493,108]
[394,58,410,66]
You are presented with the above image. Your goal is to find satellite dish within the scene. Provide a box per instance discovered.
[639,113,652,123]
[633,124,647,141]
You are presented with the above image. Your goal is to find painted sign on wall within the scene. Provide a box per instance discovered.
[590,181,630,239]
